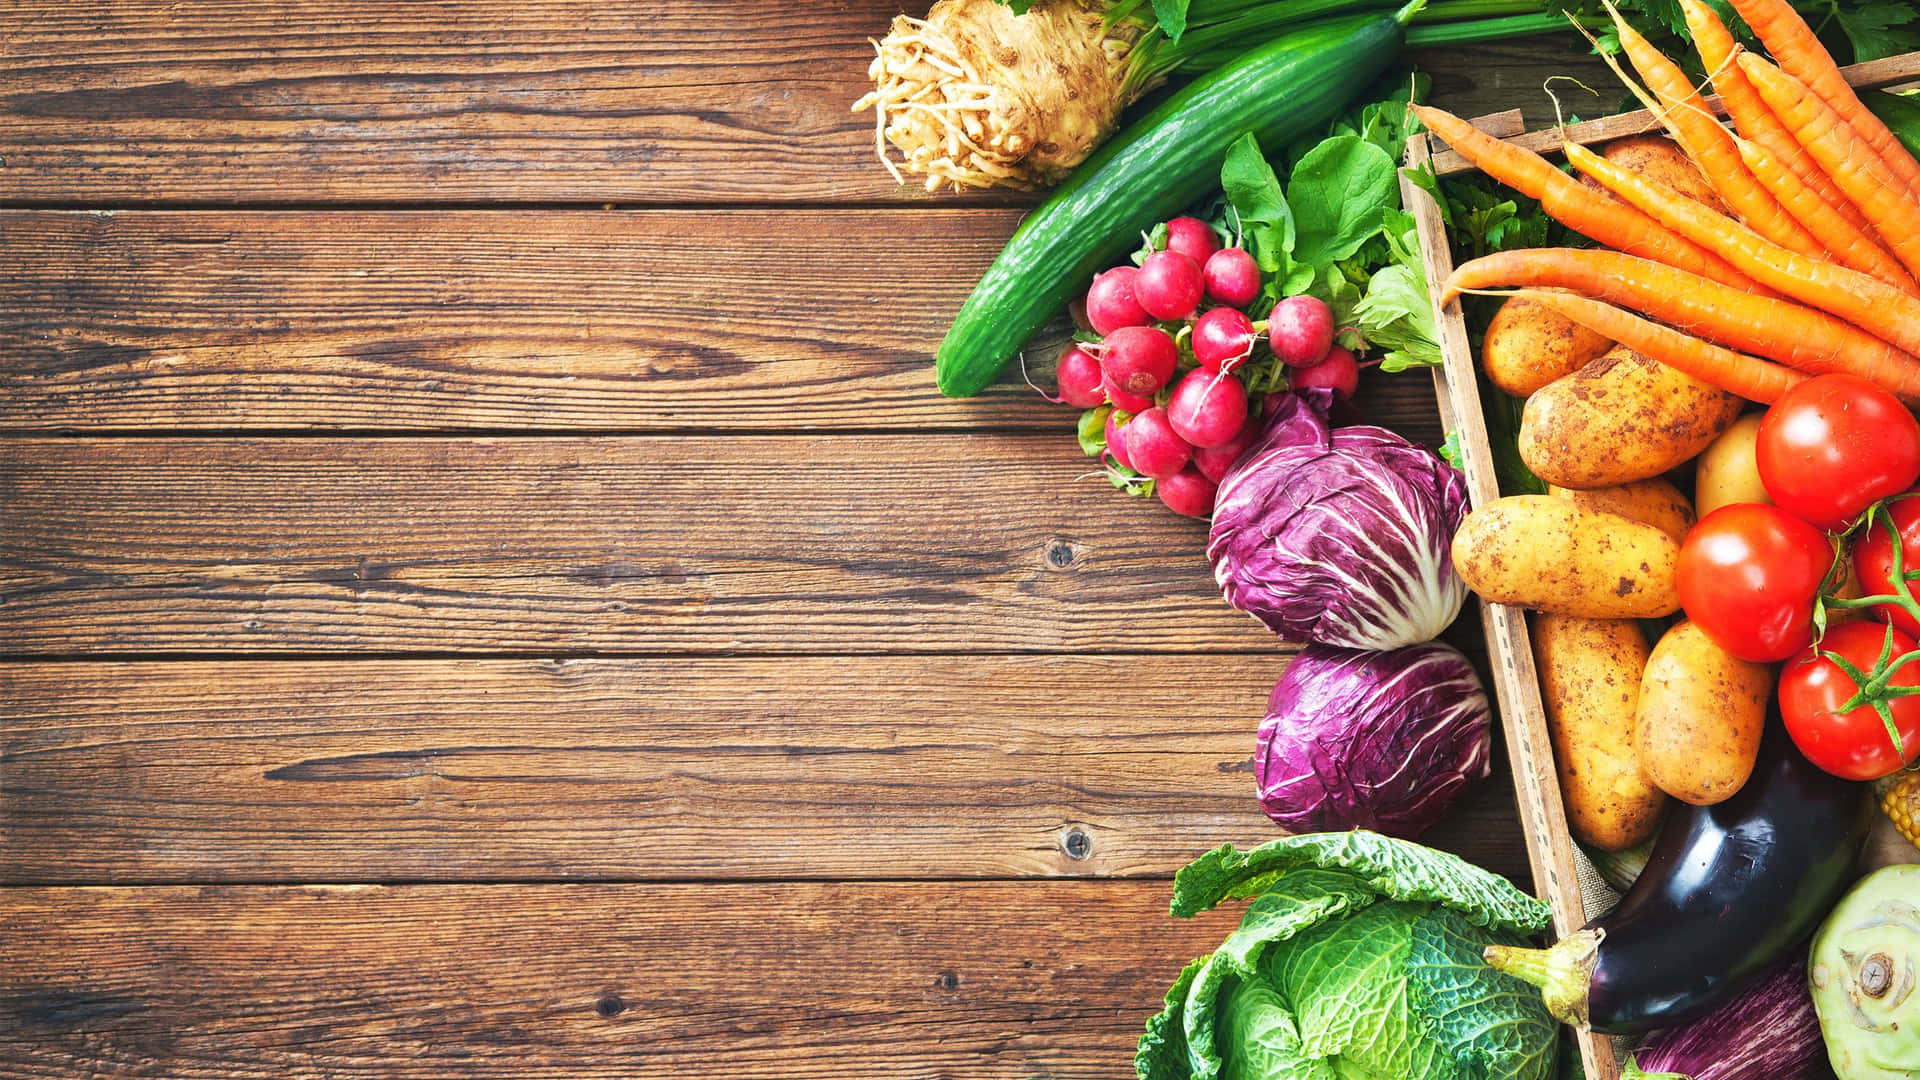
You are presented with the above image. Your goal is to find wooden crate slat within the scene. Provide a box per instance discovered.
[0,880,1239,1078]
[0,209,1445,435]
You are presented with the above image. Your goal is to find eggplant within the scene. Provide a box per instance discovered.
[1487,725,1873,1035]
[1622,959,1835,1080]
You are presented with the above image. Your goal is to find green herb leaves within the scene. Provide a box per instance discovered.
[1290,136,1399,267]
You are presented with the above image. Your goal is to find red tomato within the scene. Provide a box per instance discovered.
[1677,503,1832,662]
[1756,373,1920,531]
[1851,495,1920,636]
[1779,620,1920,780]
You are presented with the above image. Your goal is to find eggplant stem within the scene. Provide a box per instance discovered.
[1482,928,1602,1028]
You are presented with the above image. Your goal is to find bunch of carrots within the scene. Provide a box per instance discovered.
[1415,0,1920,407]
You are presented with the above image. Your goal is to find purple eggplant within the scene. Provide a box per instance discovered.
[1487,725,1872,1035]
[1622,959,1834,1080]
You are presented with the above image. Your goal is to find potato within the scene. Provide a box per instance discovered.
[1694,412,1771,518]
[1635,620,1770,806]
[1532,613,1665,850]
[1520,345,1744,489]
[1451,495,1680,618]
[1549,478,1695,544]
[1603,135,1728,214]
[1482,292,1615,398]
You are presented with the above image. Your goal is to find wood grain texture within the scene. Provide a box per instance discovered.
[0,657,1532,884]
[0,436,1288,655]
[0,209,1448,435]
[0,0,1610,208]
[0,881,1242,1078]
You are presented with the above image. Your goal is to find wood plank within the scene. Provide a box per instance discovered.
[0,881,1242,1078]
[0,209,1446,435]
[0,1,1631,207]
[0,436,1291,655]
[0,657,1531,885]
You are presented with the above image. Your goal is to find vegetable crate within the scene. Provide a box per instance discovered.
[1401,50,1920,1080]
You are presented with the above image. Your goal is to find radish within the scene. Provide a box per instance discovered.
[1167,370,1248,449]
[1055,346,1107,408]
[1269,295,1334,367]
[1191,307,1258,373]
[1103,375,1154,414]
[1157,466,1218,518]
[1164,216,1220,264]
[1124,407,1192,479]
[1086,266,1150,335]
[1203,247,1261,308]
[1291,344,1359,398]
[1104,411,1134,470]
[1192,415,1260,483]
[1135,250,1204,321]
[1098,325,1177,396]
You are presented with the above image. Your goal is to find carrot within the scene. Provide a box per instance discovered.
[1443,248,1920,399]
[1412,105,1766,295]
[1484,288,1809,404]
[1679,0,1874,235]
[1726,0,1920,201]
[1606,6,1825,259]
[1733,135,1920,295]
[1738,54,1920,285]
[1563,138,1920,384]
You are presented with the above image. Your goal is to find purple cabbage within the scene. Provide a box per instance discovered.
[1255,641,1492,838]
[1624,959,1833,1080]
[1208,390,1469,651]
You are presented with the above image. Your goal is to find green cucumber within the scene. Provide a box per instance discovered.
[934,9,1414,398]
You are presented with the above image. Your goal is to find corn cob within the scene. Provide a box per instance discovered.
[1882,770,1920,851]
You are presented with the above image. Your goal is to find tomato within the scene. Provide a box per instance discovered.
[1779,620,1920,780]
[1851,495,1920,636]
[1755,373,1920,531]
[1677,503,1832,662]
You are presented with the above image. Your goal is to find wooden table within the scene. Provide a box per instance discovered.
[0,8,1605,1076]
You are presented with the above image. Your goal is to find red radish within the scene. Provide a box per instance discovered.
[1104,412,1134,470]
[1167,370,1249,449]
[1124,407,1193,479]
[1269,295,1335,366]
[1098,325,1177,396]
[1103,375,1153,413]
[1086,267,1149,335]
[1192,307,1258,373]
[1204,248,1261,308]
[1055,346,1106,408]
[1136,250,1205,320]
[1291,345,1359,398]
[1164,217,1221,264]
[1158,467,1218,518]
[1193,416,1260,483]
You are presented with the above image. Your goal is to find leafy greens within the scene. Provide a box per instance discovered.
[1137,832,1561,1080]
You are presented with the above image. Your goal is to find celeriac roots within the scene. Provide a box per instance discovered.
[852,0,1145,192]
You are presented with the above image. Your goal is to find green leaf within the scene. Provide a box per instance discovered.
[1439,430,1464,469]
[1288,136,1398,267]
[1220,980,1325,1080]
[1221,133,1294,263]
[1353,212,1441,372]
[1407,907,1560,1080]
[1272,901,1434,1076]
[1869,89,1920,159]
[1136,956,1205,1080]
[1150,0,1190,41]
[1169,832,1551,933]
[1078,405,1112,458]
[1832,1,1920,62]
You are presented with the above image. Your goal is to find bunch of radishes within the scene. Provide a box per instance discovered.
[1049,216,1360,518]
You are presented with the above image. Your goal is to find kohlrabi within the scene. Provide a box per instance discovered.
[1810,864,1920,1080]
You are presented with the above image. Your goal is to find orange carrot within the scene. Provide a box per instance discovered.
[1488,288,1809,404]
[1443,248,1920,399]
[1726,0,1920,200]
[1412,105,1767,295]
[1680,0,1874,234]
[1607,7,1825,259]
[1563,138,1920,382]
[1734,135,1920,295]
[1739,54,1920,285]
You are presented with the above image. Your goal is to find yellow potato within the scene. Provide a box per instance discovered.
[1549,478,1695,545]
[1520,345,1744,489]
[1636,620,1770,806]
[1532,613,1665,851]
[1482,292,1615,398]
[1603,134,1728,214]
[1694,413,1771,518]
[1451,495,1680,618]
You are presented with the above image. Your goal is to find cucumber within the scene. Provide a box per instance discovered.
[935,11,1412,398]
